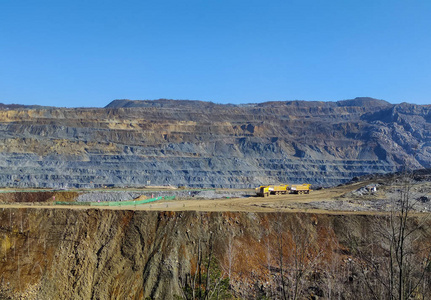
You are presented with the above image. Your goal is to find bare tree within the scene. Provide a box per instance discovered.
[350,173,431,300]
[223,231,236,281]
[319,230,349,300]
[178,213,232,300]
[269,213,325,300]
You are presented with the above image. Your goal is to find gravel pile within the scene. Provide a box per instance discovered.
[77,189,251,202]
[303,190,431,213]
[77,191,143,202]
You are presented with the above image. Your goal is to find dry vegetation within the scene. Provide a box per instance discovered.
[0,173,430,299]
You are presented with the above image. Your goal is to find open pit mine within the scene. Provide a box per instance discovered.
[0,97,430,189]
[0,98,430,299]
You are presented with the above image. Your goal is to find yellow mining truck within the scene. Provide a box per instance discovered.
[256,186,271,197]
[269,184,289,195]
[290,184,311,194]
[256,184,289,197]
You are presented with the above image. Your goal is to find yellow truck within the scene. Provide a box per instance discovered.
[269,184,289,195]
[256,186,271,197]
[256,184,311,197]
[256,184,289,197]
[290,184,311,194]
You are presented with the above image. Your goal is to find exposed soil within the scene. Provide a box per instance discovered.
[1,177,430,215]
[0,173,430,299]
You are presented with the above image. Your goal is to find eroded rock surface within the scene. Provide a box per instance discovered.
[1,208,429,299]
[0,97,430,188]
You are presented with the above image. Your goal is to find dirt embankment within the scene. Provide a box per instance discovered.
[1,207,427,299]
[0,191,79,203]
[2,177,429,214]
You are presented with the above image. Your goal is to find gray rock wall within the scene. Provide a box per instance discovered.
[0,98,429,188]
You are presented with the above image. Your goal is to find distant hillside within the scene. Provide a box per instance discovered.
[0,103,52,110]
[105,97,392,109]
[0,97,429,188]
[105,98,229,109]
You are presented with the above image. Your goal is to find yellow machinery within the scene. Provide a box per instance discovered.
[255,184,289,197]
[290,184,311,194]
[256,186,271,197]
[270,184,289,195]
[256,183,311,197]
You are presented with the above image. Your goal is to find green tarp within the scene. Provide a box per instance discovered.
[55,195,174,207]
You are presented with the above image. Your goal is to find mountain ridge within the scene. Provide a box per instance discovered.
[0,97,429,188]
[104,97,392,109]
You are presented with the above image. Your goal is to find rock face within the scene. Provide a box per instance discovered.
[1,208,429,299]
[0,97,430,188]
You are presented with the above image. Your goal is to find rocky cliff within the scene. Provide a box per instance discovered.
[0,208,429,299]
[0,97,430,188]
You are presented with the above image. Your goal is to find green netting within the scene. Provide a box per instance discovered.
[54,201,90,206]
[55,195,175,207]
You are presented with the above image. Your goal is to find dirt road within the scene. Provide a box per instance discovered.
[0,180,402,215]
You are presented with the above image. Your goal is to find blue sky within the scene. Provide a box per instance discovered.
[1,0,431,107]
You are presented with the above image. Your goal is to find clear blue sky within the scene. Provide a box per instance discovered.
[1,0,431,107]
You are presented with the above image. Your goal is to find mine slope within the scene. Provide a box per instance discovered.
[0,97,430,188]
[0,171,430,299]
